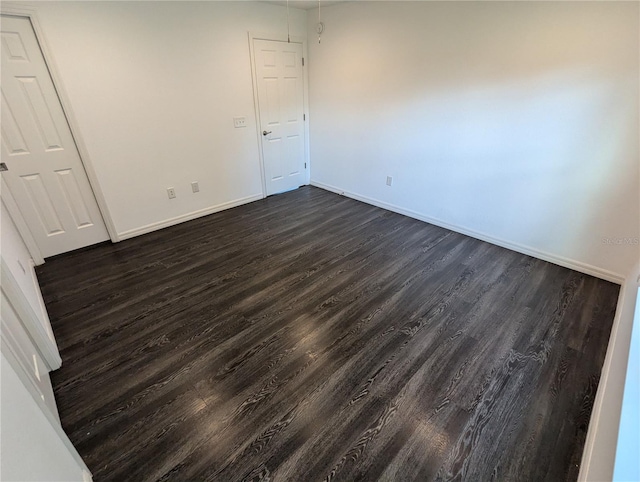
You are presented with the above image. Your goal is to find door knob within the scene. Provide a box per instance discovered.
[0,162,7,171]
[263,130,272,136]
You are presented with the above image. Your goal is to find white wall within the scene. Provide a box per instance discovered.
[30,1,307,237]
[1,353,90,482]
[307,1,639,280]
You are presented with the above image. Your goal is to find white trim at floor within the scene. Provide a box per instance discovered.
[310,180,625,284]
[118,193,264,240]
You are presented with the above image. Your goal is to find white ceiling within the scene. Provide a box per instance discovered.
[260,0,346,10]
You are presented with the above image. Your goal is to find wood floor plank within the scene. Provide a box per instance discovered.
[37,186,619,482]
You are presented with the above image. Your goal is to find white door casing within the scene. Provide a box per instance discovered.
[1,15,108,258]
[253,39,306,196]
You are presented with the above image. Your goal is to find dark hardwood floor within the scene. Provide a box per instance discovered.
[37,186,620,482]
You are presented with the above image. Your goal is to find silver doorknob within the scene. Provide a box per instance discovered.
[263,130,272,136]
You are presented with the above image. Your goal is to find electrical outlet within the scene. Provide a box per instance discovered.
[233,117,247,128]
[386,176,393,186]
[191,181,200,193]
[167,187,176,199]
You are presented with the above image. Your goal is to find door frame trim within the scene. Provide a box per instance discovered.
[248,31,311,197]
[1,339,92,478]
[1,258,62,371]
[1,179,44,265]
[0,4,120,255]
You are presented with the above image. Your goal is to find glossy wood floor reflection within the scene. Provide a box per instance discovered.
[38,186,619,482]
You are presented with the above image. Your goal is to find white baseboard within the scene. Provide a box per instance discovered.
[117,193,264,241]
[310,180,625,284]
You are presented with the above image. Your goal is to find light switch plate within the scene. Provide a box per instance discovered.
[233,117,247,128]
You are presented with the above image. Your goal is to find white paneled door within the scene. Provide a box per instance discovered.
[254,39,306,196]
[1,15,108,258]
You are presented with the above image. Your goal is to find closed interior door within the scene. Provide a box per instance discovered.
[254,39,306,196]
[1,15,108,258]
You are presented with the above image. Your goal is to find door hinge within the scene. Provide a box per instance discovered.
[305,163,307,169]
[303,113,306,121]
[302,57,305,66]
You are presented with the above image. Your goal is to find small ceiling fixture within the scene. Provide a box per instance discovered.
[317,0,324,44]
[286,0,291,42]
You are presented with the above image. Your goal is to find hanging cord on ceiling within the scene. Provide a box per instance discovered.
[286,0,291,43]
[318,0,321,44]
